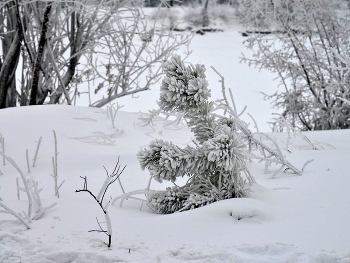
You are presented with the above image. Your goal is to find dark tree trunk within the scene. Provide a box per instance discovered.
[29,2,52,105]
[49,10,83,104]
[6,80,17,107]
[202,0,209,27]
[0,1,23,109]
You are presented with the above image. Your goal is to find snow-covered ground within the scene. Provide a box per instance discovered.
[1,14,350,263]
[1,105,350,262]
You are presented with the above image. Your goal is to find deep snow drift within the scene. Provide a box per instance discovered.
[1,104,350,263]
[1,10,350,262]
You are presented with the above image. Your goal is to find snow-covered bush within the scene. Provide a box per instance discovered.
[137,55,251,214]
[240,0,350,130]
[237,0,294,30]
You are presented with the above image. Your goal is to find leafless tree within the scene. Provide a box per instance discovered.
[0,0,23,108]
[87,4,192,107]
[240,0,350,130]
[0,0,192,108]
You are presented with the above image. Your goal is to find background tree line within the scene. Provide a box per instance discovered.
[143,0,237,7]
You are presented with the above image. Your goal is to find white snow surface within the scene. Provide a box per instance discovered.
[2,26,350,263]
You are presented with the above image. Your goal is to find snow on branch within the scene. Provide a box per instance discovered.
[76,157,126,248]
[0,151,33,218]
[132,55,310,215]
[0,151,56,227]
[0,201,31,229]
[210,66,302,176]
[135,55,254,214]
[106,102,124,129]
[28,177,57,221]
[331,47,350,77]
[32,136,42,167]
[51,130,64,198]
[1,135,5,165]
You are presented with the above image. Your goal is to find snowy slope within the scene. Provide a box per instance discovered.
[1,105,350,263]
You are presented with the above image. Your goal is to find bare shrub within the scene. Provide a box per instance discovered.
[0,0,191,107]
[240,0,350,130]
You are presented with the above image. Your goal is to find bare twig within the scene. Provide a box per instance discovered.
[16,177,20,200]
[51,130,64,198]
[1,136,5,165]
[0,201,30,229]
[0,151,32,218]
[29,178,57,220]
[211,66,301,175]
[302,159,314,172]
[76,158,126,248]
[107,103,124,129]
[46,37,72,105]
[32,136,42,167]
[26,149,30,173]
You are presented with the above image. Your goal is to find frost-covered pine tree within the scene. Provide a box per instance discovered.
[137,55,251,214]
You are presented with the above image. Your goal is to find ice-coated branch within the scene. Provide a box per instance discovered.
[51,130,64,197]
[76,181,112,246]
[107,102,124,129]
[111,189,150,207]
[0,201,31,229]
[19,211,31,223]
[76,176,105,212]
[69,131,123,146]
[210,66,301,175]
[302,159,314,172]
[30,179,44,220]
[16,178,20,200]
[1,136,5,165]
[337,97,350,106]
[105,210,112,237]
[53,130,58,179]
[46,37,72,105]
[26,149,30,173]
[138,108,162,128]
[28,178,57,220]
[330,47,350,77]
[88,216,112,247]
[97,158,126,204]
[76,159,126,248]
[0,151,32,218]
[89,217,108,234]
[32,136,42,167]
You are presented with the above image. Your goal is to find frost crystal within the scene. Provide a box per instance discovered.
[137,55,251,214]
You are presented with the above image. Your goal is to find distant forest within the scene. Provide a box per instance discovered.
[144,0,236,7]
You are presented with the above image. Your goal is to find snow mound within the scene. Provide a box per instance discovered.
[1,104,350,262]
